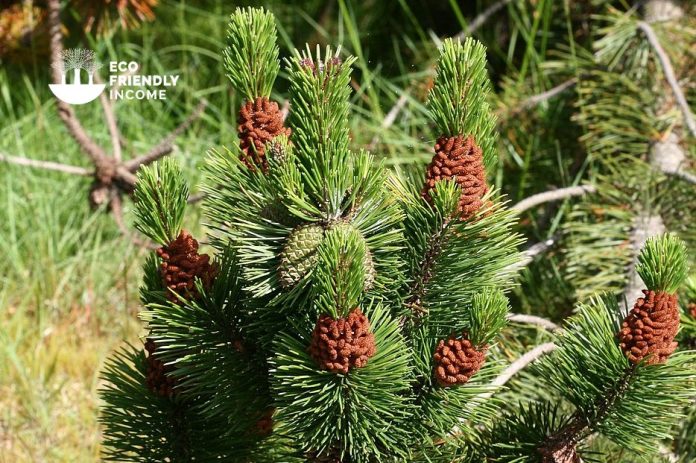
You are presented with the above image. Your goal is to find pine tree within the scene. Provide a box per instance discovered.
[99,7,696,463]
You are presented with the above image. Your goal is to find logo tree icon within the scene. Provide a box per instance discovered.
[52,48,100,85]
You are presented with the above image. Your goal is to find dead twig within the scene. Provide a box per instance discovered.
[455,0,515,39]
[512,185,596,214]
[22,0,208,248]
[637,21,696,137]
[367,93,409,151]
[124,99,208,171]
[507,313,561,332]
[0,152,92,176]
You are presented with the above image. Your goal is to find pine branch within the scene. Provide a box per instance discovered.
[47,0,108,165]
[428,38,496,167]
[133,158,189,245]
[622,213,666,307]
[635,233,689,294]
[94,73,122,162]
[223,7,280,101]
[539,367,636,461]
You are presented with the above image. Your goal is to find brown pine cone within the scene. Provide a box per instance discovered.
[157,230,218,302]
[144,339,177,397]
[308,308,377,374]
[688,302,696,319]
[237,97,291,172]
[422,135,488,220]
[618,290,680,365]
[254,408,275,437]
[433,333,486,387]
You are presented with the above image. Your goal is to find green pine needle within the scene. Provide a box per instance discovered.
[133,158,188,246]
[469,288,509,347]
[427,37,497,169]
[636,234,689,294]
[312,224,369,318]
[223,7,280,101]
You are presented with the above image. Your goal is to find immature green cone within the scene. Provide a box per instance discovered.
[157,230,218,302]
[278,224,324,288]
[618,290,680,365]
[433,332,486,387]
[237,96,291,172]
[422,135,488,220]
[308,308,377,374]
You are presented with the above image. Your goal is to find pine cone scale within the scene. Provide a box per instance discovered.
[309,308,377,374]
[433,334,486,387]
[237,96,291,172]
[618,290,679,365]
[157,231,218,302]
[422,135,488,220]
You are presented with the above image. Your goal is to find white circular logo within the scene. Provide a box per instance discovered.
[49,48,105,105]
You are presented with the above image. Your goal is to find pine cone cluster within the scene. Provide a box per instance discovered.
[422,135,488,220]
[278,224,324,288]
[157,230,217,302]
[618,290,680,365]
[237,96,291,172]
[144,339,177,397]
[433,333,486,387]
[309,308,377,374]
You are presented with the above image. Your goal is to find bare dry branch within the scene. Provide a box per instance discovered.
[492,343,558,388]
[519,78,577,111]
[455,0,515,39]
[512,185,596,214]
[669,169,696,185]
[47,0,109,165]
[0,152,92,176]
[124,99,208,171]
[468,342,557,408]
[507,313,561,332]
[187,192,207,204]
[368,93,409,151]
[95,74,122,162]
[638,21,696,137]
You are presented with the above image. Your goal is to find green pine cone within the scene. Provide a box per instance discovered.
[278,224,325,287]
